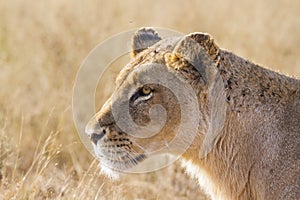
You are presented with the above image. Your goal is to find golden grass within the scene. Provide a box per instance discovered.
[0,0,299,199]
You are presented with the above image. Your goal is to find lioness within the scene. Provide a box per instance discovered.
[85,28,300,200]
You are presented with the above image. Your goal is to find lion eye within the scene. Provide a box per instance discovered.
[130,86,153,103]
[142,86,151,95]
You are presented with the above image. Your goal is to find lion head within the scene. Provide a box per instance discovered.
[85,28,224,177]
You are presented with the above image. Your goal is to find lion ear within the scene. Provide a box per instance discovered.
[131,28,162,57]
[170,33,220,85]
[187,33,219,61]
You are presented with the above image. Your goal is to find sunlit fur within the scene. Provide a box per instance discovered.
[86,28,300,200]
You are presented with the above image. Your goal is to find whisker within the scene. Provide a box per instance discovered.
[131,140,148,153]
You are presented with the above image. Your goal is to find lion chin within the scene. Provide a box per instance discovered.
[98,158,147,180]
[96,153,147,180]
[99,164,121,180]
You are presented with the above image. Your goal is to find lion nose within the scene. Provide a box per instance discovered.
[85,115,101,137]
[85,116,107,145]
[91,130,106,145]
[85,124,107,145]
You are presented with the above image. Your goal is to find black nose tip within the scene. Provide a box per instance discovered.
[91,129,106,145]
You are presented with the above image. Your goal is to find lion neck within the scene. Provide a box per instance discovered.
[179,49,299,200]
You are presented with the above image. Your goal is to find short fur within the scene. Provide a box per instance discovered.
[86,28,300,200]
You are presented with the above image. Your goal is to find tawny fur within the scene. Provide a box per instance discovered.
[86,28,300,200]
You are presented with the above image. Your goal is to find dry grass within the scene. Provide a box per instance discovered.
[0,0,299,199]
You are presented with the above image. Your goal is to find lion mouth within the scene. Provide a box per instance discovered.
[97,153,148,180]
[93,146,146,172]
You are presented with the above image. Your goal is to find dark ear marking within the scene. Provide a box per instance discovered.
[165,32,220,84]
[131,28,162,57]
[187,33,219,60]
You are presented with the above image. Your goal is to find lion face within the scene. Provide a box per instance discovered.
[85,49,183,173]
[85,28,221,175]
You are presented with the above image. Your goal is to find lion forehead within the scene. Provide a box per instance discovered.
[115,37,182,88]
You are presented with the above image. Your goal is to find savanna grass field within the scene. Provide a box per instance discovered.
[0,0,299,199]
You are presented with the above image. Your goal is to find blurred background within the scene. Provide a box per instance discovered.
[0,0,299,199]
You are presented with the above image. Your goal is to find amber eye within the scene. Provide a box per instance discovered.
[142,86,151,95]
